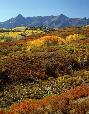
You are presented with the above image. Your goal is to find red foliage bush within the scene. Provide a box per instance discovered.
[0,109,5,114]
[0,49,74,82]
[2,84,89,114]
[61,84,89,100]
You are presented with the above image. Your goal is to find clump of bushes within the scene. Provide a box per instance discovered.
[0,44,89,83]
[1,84,89,114]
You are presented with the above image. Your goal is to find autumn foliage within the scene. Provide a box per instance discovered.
[1,27,89,113]
[1,84,89,114]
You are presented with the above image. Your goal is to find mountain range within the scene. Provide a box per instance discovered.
[0,14,89,28]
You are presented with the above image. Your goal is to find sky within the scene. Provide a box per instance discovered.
[0,0,89,21]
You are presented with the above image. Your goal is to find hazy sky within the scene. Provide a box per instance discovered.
[0,0,89,21]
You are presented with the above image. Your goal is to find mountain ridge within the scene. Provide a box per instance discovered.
[0,14,89,28]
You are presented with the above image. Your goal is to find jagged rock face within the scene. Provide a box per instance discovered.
[0,14,89,28]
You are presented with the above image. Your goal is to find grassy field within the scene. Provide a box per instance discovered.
[0,28,43,42]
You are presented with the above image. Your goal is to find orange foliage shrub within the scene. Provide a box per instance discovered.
[0,49,74,82]
[61,84,89,100]
[2,84,89,114]
[26,35,66,51]
[0,109,5,114]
